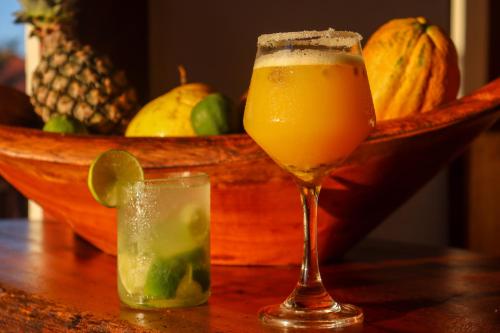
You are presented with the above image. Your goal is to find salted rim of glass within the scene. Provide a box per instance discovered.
[257,29,362,48]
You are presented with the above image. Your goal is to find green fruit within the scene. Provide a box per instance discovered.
[87,149,144,208]
[144,257,187,298]
[43,115,88,134]
[191,93,231,135]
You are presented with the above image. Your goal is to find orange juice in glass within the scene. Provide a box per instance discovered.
[243,30,375,328]
[244,45,375,184]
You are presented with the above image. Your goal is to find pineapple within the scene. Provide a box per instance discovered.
[15,0,138,134]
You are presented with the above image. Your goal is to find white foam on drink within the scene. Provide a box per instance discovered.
[254,49,364,69]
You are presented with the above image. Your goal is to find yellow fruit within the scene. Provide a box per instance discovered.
[125,67,212,137]
[363,17,460,120]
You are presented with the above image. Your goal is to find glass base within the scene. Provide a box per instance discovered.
[259,302,363,329]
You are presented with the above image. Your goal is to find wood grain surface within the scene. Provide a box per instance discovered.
[0,219,499,332]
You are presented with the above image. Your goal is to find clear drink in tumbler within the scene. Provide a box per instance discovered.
[117,172,210,309]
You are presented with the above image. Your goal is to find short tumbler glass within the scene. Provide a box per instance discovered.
[117,172,210,309]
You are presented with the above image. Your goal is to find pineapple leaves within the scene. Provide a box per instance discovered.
[14,0,77,25]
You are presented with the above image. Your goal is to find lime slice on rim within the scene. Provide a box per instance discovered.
[87,149,144,208]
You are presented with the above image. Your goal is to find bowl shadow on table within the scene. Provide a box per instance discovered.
[71,233,103,261]
[42,215,103,262]
[359,297,446,326]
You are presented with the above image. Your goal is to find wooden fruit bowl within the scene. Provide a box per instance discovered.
[0,79,499,265]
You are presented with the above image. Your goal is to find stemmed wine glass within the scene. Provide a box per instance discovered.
[243,29,376,328]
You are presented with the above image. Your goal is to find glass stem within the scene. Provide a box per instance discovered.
[299,184,322,286]
[284,184,335,310]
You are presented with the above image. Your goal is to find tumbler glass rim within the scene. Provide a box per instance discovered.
[125,172,209,189]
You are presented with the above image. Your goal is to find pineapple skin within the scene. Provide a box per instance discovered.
[31,42,138,134]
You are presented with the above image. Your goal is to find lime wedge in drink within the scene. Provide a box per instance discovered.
[143,256,187,298]
[87,149,144,208]
[180,248,210,293]
[118,253,151,295]
[142,247,208,300]
[180,204,210,243]
[176,264,205,302]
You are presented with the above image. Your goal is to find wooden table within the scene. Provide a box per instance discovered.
[0,219,499,332]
